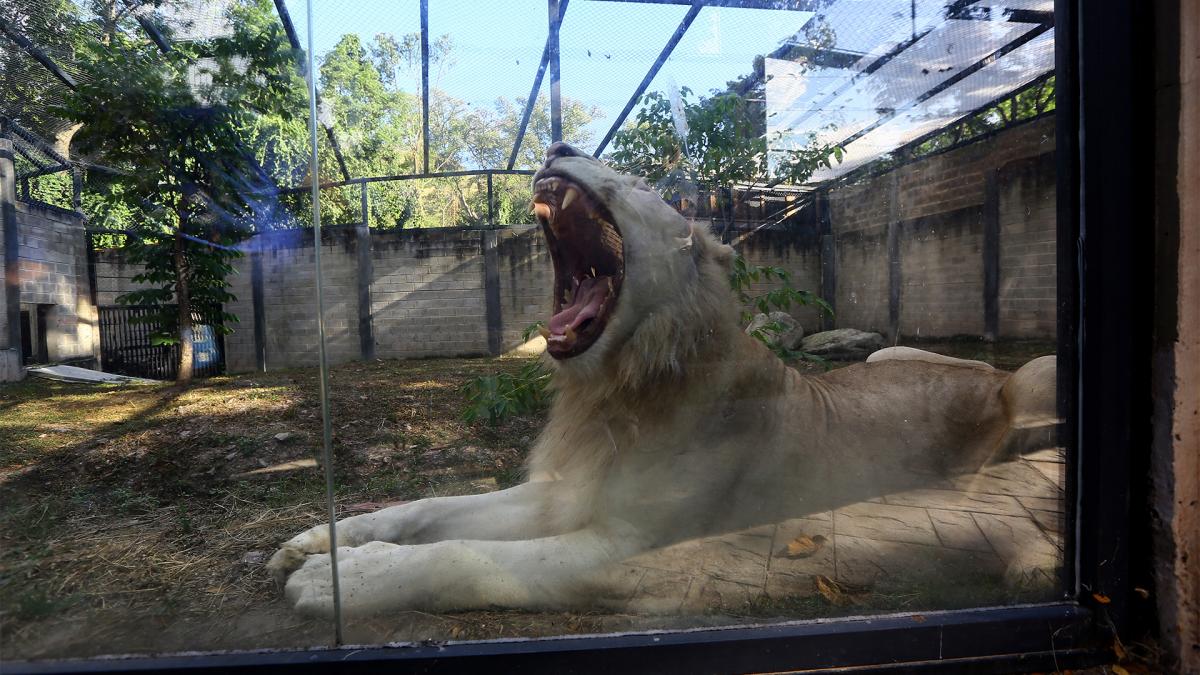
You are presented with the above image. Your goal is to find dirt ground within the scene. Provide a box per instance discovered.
[0,339,1056,662]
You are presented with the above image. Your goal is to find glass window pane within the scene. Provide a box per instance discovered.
[1,0,1067,662]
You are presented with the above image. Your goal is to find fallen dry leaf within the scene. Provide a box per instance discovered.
[1092,592,1112,604]
[777,534,827,559]
[813,574,871,607]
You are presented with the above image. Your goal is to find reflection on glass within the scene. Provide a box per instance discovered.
[0,0,1062,661]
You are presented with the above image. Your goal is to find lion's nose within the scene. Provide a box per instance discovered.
[544,142,581,164]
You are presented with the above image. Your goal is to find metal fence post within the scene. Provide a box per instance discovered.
[817,191,836,332]
[487,172,494,226]
[548,0,562,143]
[356,180,375,360]
[0,139,21,363]
[71,165,82,214]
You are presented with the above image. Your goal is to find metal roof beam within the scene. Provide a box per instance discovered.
[13,144,50,171]
[123,0,173,53]
[587,0,817,10]
[0,18,78,89]
[507,0,570,169]
[0,116,71,166]
[592,3,703,157]
[271,0,351,181]
[826,24,1053,153]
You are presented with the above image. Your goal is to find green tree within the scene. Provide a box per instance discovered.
[56,0,305,383]
[609,87,842,243]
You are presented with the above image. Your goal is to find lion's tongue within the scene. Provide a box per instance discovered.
[549,276,608,336]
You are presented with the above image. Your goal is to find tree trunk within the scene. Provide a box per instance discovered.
[174,227,194,384]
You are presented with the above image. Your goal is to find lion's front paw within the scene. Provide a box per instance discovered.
[266,546,309,590]
[284,553,338,617]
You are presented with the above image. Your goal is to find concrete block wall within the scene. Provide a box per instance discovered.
[14,201,95,362]
[824,115,1057,339]
[496,225,552,348]
[94,253,154,306]
[256,228,363,368]
[897,208,986,337]
[370,228,489,360]
[997,152,1057,338]
[736,226,825,331]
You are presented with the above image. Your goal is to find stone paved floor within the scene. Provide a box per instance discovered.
[611,446,1067,614]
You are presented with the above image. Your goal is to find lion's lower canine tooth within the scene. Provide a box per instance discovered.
[565,326,577,343]
[561,186,578,210]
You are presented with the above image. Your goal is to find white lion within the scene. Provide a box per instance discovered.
[268,143,1057,617]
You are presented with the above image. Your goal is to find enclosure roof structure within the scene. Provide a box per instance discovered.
[1,0,1055,189]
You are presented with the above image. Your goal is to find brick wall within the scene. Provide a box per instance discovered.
[369,228,489,360]
[14,201,95,362]
[997,152,1057,338]
[824,115,1057,339]
[496,225,553,347]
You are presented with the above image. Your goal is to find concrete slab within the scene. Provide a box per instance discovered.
[611,457,1066,614]
[28,364,158,385]
[834,502,940,546]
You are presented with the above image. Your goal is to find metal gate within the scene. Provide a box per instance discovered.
[98,305,225,380]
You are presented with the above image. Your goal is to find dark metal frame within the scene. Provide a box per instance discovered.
[5,0,1158,670]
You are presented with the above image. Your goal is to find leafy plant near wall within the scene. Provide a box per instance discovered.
[730,254,832,364]
[461,323,551,425]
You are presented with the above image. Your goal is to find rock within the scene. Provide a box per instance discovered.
[273,432,296,443]
[745,312,805,351]
[241,551,268,565]
[799,328,885,360]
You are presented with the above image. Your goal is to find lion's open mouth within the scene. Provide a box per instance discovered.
[531,175,624,359]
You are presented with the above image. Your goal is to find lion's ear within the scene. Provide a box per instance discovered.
[709,242,735,270]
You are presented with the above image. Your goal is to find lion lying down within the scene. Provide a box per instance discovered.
[268,143,1057,617]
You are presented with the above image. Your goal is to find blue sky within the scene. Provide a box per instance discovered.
[283,0,816,152]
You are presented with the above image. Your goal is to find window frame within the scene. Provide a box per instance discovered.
[6,0,1154,671]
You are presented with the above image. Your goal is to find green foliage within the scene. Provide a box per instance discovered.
[52,0,305,371]
[729,253,832,365]
[312,33,598,229]
[910,77,1055,158]
[461,360,551,426]
[609,88,841,240]
[461,323,552,426]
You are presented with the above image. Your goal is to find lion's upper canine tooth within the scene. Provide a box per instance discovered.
[538,327,551,339]
[561,186,578,210]
[565,326,577,343]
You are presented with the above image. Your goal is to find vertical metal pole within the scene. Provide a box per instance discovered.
[817,191,836,332]
[71,165,82,213]
[548,0,562,143]
[356,181,375,361]
[486,172,494,226]
[251,248,267,372]
[420,0,430,174]
[304,0,343,645]
[0,139,21,360]
[982,169,1001,341]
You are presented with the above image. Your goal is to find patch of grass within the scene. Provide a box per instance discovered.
[5,589,80,622]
